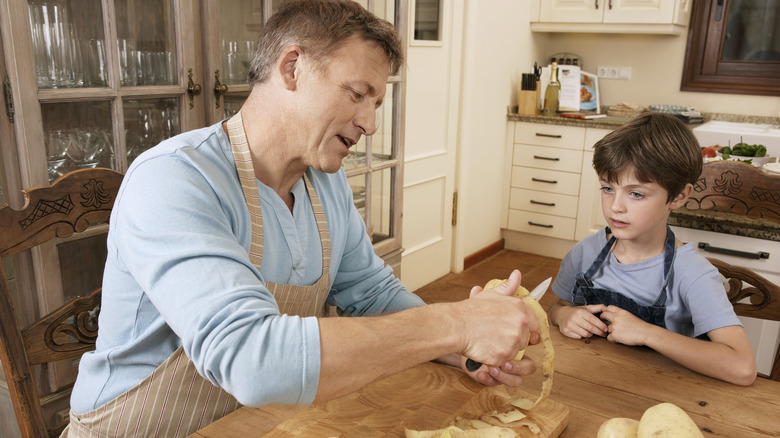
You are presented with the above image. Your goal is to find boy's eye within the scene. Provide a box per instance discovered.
[600,186,614,193]
[629,191,644,199]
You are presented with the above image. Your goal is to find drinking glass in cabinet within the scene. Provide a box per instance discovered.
[223,95,247,118]
[114,0,177,86]
[45,128,114,182]
[124,98,180,164]
[222,39,255,84]
[28,1,107,89]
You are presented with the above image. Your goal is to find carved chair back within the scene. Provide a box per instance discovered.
[0,168,123,437]
[684,160,780,380]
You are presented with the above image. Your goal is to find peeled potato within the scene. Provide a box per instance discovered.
[484,279,554,410]
[637,403,703,438]
[597,417,639,438]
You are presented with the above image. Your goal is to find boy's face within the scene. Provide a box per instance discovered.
[599,169,690,243]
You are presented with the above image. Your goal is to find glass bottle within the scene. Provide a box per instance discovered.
[542,61,560,117]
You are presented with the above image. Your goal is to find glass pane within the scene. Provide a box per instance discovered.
[115,0,177,86]
[41,101,114,182]
[348,174,366,223]
[219,0,265,85]
[371,82,395,165]
[124,98,180,165]
[57,233,107,302]
[28,0,107,88]
[722,1,780,62]
[371,168,393,243]
[414,0,440,41]
[224,95,248,118]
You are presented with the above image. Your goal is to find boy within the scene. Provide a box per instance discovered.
[549,112,757,386]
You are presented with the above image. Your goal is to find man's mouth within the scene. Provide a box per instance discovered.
[338,135,355,148]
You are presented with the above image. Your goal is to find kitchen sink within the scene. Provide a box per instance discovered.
[693,121,780,155]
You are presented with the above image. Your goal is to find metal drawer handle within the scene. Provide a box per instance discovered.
[535,133,563,138]
[530,200,555,206]
[531,177,558,184]
[698,242,769,260]
[528,221,553,228]
[533,155,560,161]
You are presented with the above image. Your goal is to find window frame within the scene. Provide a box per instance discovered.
[681,0,780,96]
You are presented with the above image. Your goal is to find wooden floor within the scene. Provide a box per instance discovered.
[413,250,562,310]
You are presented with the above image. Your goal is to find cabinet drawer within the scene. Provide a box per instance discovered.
[511,166,581,196]
[514,122,586,150]
[509,188,578,218]
[513,144,583,173]
[670,226,780,283]
[507,210,576,240]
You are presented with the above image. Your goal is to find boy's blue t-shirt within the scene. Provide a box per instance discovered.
[552,227,742,338]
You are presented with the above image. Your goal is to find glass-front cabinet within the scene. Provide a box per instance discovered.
[0,0,406,434]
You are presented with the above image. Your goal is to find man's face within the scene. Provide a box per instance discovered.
[296,37,390,173]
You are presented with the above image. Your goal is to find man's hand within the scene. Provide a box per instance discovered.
[551,301,609,339]
[456,270,541,379]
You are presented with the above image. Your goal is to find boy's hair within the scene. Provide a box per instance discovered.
[593,112,703,203]
[248,0,403,87]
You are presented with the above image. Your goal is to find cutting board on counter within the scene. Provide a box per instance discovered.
[258,361,569,437]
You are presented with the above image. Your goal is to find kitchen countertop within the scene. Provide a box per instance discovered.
[507,108,780,242]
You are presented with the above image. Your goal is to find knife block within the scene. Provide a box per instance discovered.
[517,88,539,115]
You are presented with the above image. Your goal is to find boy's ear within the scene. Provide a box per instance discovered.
[669,183,694,209]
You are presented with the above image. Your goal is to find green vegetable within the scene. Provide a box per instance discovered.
[721,137,766,158]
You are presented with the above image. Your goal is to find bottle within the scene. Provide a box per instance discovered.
[542,61,560,117]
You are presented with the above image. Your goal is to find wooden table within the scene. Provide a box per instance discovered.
[190,329,780,437]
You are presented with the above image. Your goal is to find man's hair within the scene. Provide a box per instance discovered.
[592,112,703,203]
[248,0,403,87]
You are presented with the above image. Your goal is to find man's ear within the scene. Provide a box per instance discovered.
[669,183,694,209]
[277,45,302,91]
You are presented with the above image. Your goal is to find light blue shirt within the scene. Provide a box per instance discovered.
[71,122,424,413]
[552,227,741,338]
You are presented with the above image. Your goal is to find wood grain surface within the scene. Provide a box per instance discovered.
[191,327,780,437]
[193,361,568,437]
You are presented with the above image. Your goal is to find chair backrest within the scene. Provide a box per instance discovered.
[683,160,780,222]
[708,256,780,380]
[0,168,123,437]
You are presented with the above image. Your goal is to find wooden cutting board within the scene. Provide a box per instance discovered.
[259,362,569,437]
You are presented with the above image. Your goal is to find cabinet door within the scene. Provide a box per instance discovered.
[575,128,611,240]
[603,0,677,24]
[540,0,603,23]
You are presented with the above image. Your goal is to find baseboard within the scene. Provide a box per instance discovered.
[464,239,505,270]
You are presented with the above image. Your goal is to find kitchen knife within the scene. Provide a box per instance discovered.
[465,277,553,372]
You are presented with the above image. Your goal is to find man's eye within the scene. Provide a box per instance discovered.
[350,90,364,101]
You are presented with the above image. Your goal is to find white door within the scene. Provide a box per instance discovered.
[400,1,463,291]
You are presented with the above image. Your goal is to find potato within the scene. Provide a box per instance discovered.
[637,403,703,438]
[597,417,639,438]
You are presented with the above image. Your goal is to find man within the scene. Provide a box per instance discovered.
[63,1,539,436]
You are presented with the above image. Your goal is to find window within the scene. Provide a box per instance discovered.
[681,0,780,96]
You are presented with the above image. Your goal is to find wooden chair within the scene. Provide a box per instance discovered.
[708,257,780,381]
[0,168,123,437]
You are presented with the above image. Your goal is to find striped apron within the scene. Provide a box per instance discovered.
[62,111,332,437]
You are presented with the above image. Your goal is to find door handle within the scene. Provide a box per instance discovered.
[186,68,202,109]
[213,70,229,108]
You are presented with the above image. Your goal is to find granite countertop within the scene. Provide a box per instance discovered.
[507,108,780,242]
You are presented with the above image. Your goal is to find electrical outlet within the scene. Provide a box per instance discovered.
[597,65,631,80]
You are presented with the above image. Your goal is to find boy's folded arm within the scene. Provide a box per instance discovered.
[643,324,757,386]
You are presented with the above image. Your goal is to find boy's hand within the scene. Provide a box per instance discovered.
[599,305,652,346]
[554,303,609,338]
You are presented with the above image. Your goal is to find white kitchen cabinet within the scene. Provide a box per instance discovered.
[503,121,612,257]
[506,122,585,241]
[532,0,692,35]
[575,127,611,240]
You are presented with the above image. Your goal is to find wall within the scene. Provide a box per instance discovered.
[454,0,542,264]
[541,32,780,117]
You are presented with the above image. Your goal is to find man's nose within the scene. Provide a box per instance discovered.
[355,106,378,136]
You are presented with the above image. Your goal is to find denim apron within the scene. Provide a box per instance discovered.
[62,111,333,437]
[572,226,676,328]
